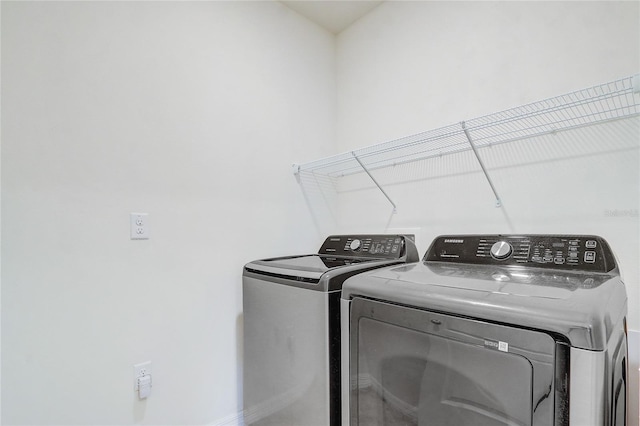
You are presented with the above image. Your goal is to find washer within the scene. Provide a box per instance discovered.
[243,234,418,426]
[341,234,628,426]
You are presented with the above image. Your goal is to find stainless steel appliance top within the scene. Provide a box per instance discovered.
[342,234,627,350]
[244,234,419,291]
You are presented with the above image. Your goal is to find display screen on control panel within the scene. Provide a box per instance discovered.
[318,235,406,259]
[424,235,616,273]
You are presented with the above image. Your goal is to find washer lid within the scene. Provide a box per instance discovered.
[243,234,420,291]
[244,254,407,291]
[246,254,380,281]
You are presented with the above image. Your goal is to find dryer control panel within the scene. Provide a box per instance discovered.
[424,235,617,273]
[318,235,414,259]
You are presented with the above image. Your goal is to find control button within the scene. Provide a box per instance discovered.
[554,257,565,264]
[568,252,578,258]
[586,240,597,248]
[584,251,596,263]
[349,239,361,251]
[490,241,513,260]
[543,256,553,263]
[531,256,543,263]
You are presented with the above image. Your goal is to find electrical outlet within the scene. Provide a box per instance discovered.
[133,361,152,390]
[130,213,149,240]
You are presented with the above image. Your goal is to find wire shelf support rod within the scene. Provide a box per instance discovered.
[352,152,397,214]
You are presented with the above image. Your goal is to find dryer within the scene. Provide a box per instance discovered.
[341,234,628,426]
[243,234,418,426]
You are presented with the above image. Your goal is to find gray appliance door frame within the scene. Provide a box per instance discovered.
[348,297,565,426]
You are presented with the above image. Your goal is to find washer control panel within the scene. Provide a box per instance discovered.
[319,235,410,259]
[424,235,616,272]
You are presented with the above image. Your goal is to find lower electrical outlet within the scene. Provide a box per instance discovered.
[133,361,152,390]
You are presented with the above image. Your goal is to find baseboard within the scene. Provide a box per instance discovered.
[210,410,243,426]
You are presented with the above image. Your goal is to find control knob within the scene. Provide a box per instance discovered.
[349,239,362,251]
[490,241,513,260]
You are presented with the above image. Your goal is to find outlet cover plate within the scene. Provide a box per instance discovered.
[130,213,149,240]
[133,361,152,390]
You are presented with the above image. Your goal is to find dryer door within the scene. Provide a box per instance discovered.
[348,297,560,426]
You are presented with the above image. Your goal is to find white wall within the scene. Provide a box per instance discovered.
[1,1,335,424]
[335,1,640,424]
[337,1,640,148]
[3,1,639,424]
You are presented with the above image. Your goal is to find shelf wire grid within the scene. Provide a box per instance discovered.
[295,74,640,178]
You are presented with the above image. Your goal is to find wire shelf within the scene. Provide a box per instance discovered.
[294,74,640,178]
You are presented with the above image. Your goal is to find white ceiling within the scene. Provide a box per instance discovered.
[281,1,384,34]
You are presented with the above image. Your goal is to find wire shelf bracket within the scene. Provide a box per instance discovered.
[461,121,502,208]
[352,151,397,213]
